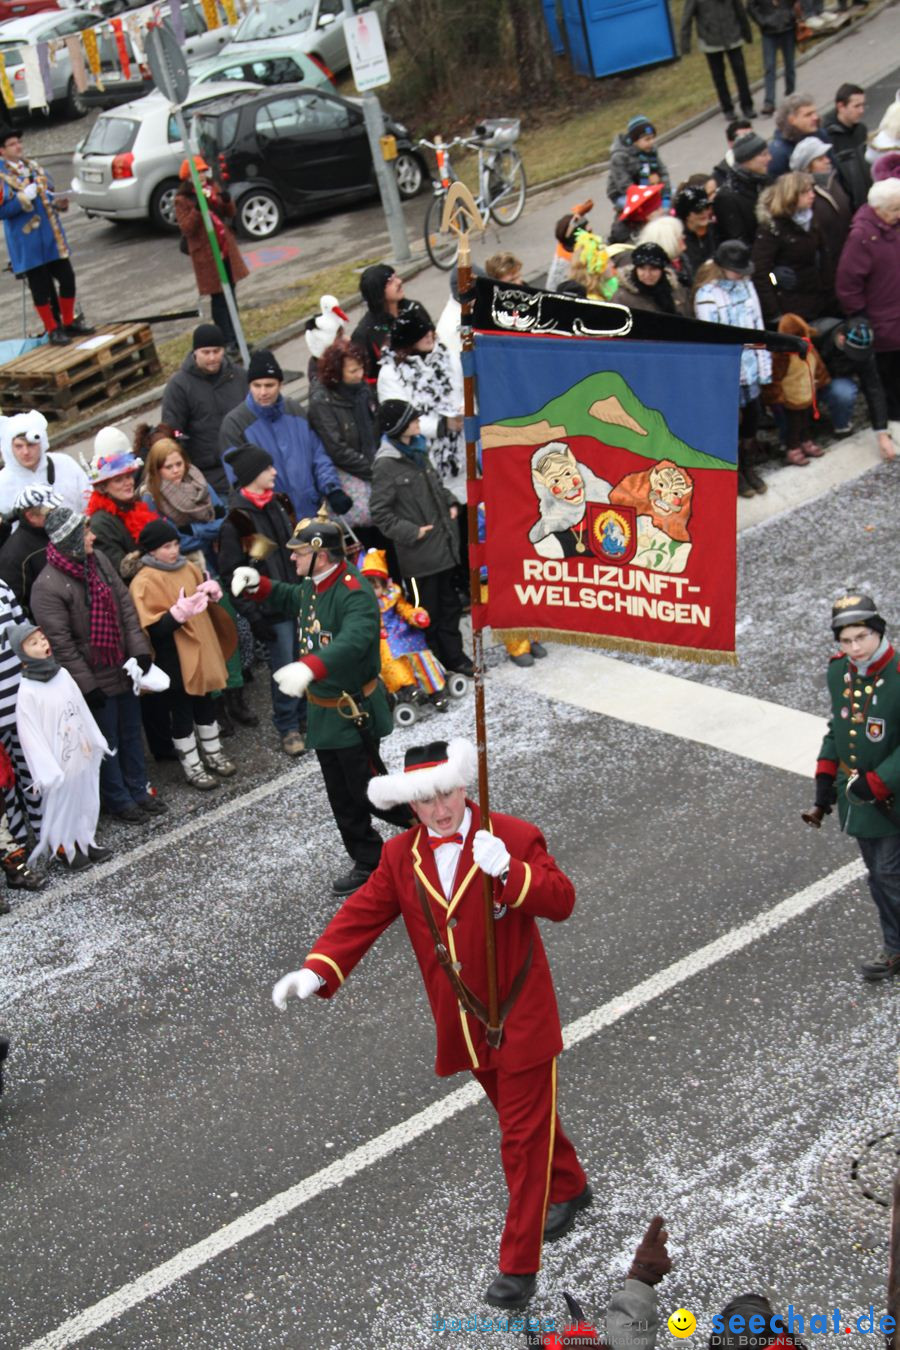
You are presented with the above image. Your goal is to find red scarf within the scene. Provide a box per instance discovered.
[241,487,274,508]
[87,489,158,541]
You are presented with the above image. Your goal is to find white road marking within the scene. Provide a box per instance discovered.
[496,648,823,777]
[23,857,865,1350]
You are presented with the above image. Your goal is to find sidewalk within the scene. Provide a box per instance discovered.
[56,1,900,527]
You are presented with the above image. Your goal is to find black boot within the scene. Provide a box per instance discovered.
[2,848,46,891]
[216,697,236,738]
[332,864,374,896]
[226,687,259,727]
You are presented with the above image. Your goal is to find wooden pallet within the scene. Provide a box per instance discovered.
[0,324,161,423]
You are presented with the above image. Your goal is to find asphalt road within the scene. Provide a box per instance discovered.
[2,448,898,1349]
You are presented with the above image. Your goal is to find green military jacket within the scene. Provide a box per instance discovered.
[265,562,393,752]
[818,644,900,838]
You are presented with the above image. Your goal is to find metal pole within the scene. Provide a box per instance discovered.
[172,107,249,365]
[458,240,500,1048]
[341,0,411,265]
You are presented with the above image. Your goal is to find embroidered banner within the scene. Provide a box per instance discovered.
[474,333,741,665]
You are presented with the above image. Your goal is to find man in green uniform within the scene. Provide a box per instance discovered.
[232,512,408,896]
[810,593,900,981]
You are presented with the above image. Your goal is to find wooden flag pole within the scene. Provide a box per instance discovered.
[446,186,501,1047]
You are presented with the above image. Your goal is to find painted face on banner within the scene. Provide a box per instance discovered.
[533,448,585,507]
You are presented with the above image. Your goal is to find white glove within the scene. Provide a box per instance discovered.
[272,967,322,1010]
[472,829,511,878]
[122,656,142,695]
[231,565,260,597]
[274,661,314,698]
[22,182,39,202]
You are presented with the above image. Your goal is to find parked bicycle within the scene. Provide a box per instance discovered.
[419,118,527,270]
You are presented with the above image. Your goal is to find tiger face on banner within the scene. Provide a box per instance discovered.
[474,334,741,665]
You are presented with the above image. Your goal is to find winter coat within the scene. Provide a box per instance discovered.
[815,316,888,430]
[767,127,808,179]
[764,313,829,408]
[130,557,230,696]
[175,185,248,297]
[812,174,852,279]
[31,548,150,699]
[751,206,828,324]
[219,393,340,521]
[0,156,68,275]
[683,221,720,283]
[351,265,412,382]
[0,517,47,614]
[836,204,900,351]
[681,0,752,52]
[160,352,248,494]
[370,439,460,579]
[607,134,671,206]
[307,379,378,480]
[714,166,768,247]
[747,0,796,35]
[694,277,772,388]
[88,501,150,578]
[615,264,691,316]
[824,113,871,211]
[217,488,298,627]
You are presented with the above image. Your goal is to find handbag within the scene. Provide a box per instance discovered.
[335,468,372,528]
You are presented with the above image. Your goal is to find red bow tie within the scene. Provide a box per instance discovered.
[429,833,463,849]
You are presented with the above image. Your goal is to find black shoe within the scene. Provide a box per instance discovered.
[446,658,475,678]
[2,849,46,890]
[530,642,548,659]
[57,846,92,871]
[720,105,735,117]
[744,464,768,494]
[484,1273,536,1310]
[106,804,145,823]
[741,105,757,117]
[860,948,900,981]
[226,687,259,727]
[65,317,95,336]
[216,699,236,738]
[737,470,755,499]
[88,843,113,863]
[138,794,168,816]
[543,1183,593,1242]
[331,865,373,897]
[48,328,70,345]
[761,103,775,115]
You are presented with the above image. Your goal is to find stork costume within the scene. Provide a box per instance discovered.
[273,738,590,1309]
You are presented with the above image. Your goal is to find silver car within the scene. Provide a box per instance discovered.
[70,81,258,230]
[0,9,97,117]
[224,0,393,76]
[188,42,334,93]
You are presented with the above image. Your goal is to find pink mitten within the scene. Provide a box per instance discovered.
[199,578,223,602]
[169,588,193,623]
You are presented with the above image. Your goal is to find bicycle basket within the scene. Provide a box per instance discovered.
[473,118,520,147]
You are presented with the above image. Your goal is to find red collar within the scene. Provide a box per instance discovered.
[313,564,344,594]
[849,644,895,677]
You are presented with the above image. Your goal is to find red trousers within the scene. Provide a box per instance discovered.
[473,1057,588,1274]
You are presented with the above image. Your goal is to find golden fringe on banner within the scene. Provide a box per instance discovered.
[493,627,739,667]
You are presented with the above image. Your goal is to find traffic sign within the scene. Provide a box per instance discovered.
[345,10,390,92]
[145,22,190,105]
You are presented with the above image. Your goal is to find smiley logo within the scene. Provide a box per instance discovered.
[668,1308,697,1338]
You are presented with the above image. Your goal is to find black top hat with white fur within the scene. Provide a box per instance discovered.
[367,738,478,810]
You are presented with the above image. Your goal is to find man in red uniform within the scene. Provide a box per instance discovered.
[273,737,591,1310]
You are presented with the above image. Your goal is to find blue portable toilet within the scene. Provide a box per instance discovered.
[542,0,566,54]
[558,0,677,78]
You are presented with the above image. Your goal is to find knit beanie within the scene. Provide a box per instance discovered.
[45,506,86,558]
[6,621,38,661]
[631,241,669,270]
[390,302,434,350]
[732,132,768,165]
[225,442,274,488]
[247,349,283,383]
[627,115,655,142]
[378,400,419,438]
[138,518,180,553]
[788,136,832,172]
[192,322,225,351]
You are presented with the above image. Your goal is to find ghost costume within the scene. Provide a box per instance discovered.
[528,442,612,559]
[0,410,89,519]
[11,625,108,863]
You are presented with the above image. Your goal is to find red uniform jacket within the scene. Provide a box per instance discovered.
[304,801,574,1077]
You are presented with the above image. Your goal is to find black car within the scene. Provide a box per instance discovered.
[192,84,425,240]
